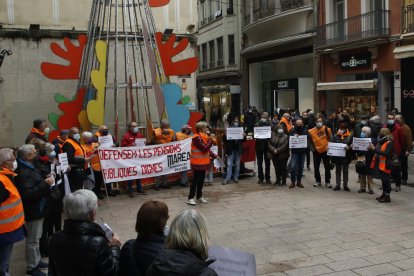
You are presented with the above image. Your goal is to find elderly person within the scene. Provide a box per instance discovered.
[354,126,377,194]
[370,128,394,203]
[0,148,25,275]
[48,189,121,275]
[15,144,54,276]
[187,121,216,206]
[289,119,310,188]
[146,209,218,276]
[268,124,289,186]
[52,129,69,155]
[255,112,272,184]
[25,119,50,144]
[119,200,169,275]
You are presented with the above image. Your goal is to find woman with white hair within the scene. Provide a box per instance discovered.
[146,209,218,276]
[15,144,55,276]
[353,126,377,194]
[0,148,25,275]
[48,189,121,275]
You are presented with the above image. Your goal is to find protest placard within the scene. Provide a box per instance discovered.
[58,153,69,172]
[208,246,256,276]
[98,138,192,183]
[226,127,244,140]
[289,135,307,149]
[254,126,271,139]
[352,137,371,151]
[99,134,114,148]
[211,146,223,168]
[327,142,347,157]
[135,138,146,147]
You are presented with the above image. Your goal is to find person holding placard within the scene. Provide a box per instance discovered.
[222,117,245,185]
[255,112,272,184]
[309,117,332,188]
[354,126,377,194]
[268,124,290,186]
[288,119,309,189]
[121,122,147,197]
[370,128,394,203]
[331,121,353,192]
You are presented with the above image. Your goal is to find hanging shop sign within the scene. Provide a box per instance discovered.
[340,52,371,70]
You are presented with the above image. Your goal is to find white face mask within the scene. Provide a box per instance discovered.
[73,133,81,141]
[11,160,18,171]
[316,122,323,128]
[277,129,284,134]
[44,127,50,134]
[132,127,139,134]
[49,151,56,158]
[360,120,366,125]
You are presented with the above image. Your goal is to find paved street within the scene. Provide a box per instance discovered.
[9,159,414,276]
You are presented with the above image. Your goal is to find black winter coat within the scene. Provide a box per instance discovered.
[119,234,165,276]
[146,249,218,276]
[15,160,50,221]
[267,133,290,160]
[48,219,120,276]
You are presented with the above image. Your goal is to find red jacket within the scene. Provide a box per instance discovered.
[384,123,406,155]
[121,131,145,147]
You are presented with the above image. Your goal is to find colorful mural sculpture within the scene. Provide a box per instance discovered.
[40,0,201,141]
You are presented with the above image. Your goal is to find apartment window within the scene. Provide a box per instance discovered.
[370,0,386,10]
[209,40,215,68]
[202,43,208,70]
[217,37,224,66]
[228,34,235,65]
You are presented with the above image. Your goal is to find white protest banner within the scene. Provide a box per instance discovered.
[135,138,146,147]
[289,135,307,149]
[208,246,256,276]
[99,134,114,148]
[254,126,271,139]
[327,142,347,157]
[98,138,192,183]
[58,153,69,172]
[226,127,244,140]
[352,137,371,151]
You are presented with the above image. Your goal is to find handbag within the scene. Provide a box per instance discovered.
[355,156,366,168]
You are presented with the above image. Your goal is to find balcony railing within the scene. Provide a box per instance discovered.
[280,0,308,12]
[402,4,414,34]
[316,10,390,48]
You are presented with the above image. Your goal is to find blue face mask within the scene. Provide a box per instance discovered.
[360,132,367,138]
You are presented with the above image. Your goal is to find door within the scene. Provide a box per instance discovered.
[274,90,296,110]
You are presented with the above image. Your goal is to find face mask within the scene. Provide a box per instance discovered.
[316,122,323,128]
[9,160,18,171]
[339,129,345,134]
[296,125,303,129]
[73,133,81,141]
[163,129,169,133]
[132,127,139,134]
[44,127,50,134]
[101,130,109,136]
[388,120,394,125]
[360,120,366,125]
[233,123,239,127]
[374,119,380,124]
[260,118,267,123]
[360,132,367,138]
[48,151,56,158]
[277,129,284,134]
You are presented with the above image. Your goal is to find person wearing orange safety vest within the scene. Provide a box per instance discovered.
[370,128,394,203]
[52,129,69,155]
[308,117,333,188]
[279,113,293,134]
[25,119,49,144]
[62,127,95,192]
[0,148,25,275]
[187,121,217,206]
[176,125,193,187]
[152,120,176,190]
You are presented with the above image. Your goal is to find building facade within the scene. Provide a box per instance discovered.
[0,0,198,146]
[316,0,400,120]
[241,0,316,115]
[196,0,242,126]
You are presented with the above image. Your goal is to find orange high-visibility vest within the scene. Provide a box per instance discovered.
[279,117,292,133]
[82,143,101,171]
[63,139,87,169]
[190,133,210,166]
[0,173,25,234]
[309,126,332,153]
[371,141,391,174]
[176,132,191,141]
[154,128,175,144]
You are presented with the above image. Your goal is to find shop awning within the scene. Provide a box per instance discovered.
[393,45,414,59]
[316,80,377,91]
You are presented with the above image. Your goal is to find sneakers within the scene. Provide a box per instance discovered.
[186,198,196,206]
[313,182,321,187]
[26,268,46,276]
[395,186,401,192]
[222,179,229,185]
[197,197,208,204]
[37,261,48,269]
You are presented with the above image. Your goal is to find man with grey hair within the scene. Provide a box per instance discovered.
[48,189,121,275]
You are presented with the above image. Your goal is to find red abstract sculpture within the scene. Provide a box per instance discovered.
[149,0,170,7]
[155,32,199,76]
[41,35,87,80]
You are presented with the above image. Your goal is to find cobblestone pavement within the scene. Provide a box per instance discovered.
[9,159,414,275]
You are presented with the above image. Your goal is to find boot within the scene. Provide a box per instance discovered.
[289,182,295,188]
[378,194,391,203]
[376,193,385,201]
[333,185,341,191]
[296,182,304,188]
[343,185,350,192]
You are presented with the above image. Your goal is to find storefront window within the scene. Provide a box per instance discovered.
[322,89,378,116]
[202,85,232,127]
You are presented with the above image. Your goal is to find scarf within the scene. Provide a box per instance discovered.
[30,127,45,137]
